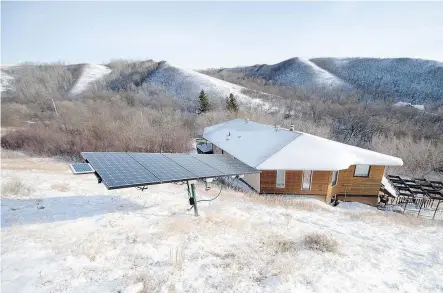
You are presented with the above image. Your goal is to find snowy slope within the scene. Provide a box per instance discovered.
[1,151,442,293]
[148,62,270,108]
[394,101,425,111]
[1,70,14,92]
[70,64,111,95]
[311,57,443,104]
[221,57,351,89]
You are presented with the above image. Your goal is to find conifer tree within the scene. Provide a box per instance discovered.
[198,90,210,113]
[226,93,239,112]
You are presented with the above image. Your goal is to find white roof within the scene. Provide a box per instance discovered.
[203,119,403,170]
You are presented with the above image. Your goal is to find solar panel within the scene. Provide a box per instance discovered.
[79,152,259,190]
[128,153,198,183]
[70,163,95,174]
[193,154,257,176]
[82,152,161,189]
[162,153,224,178]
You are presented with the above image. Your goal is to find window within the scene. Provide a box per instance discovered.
[302,170,312,190]
[276,170,285,188]
[332,171,338,186]
[354,164,370,177]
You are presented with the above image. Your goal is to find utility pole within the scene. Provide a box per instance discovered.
[52,99,59,116]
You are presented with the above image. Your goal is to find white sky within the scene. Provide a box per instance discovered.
[2,2,442,69]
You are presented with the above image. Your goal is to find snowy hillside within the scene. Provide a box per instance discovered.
[394,101,425,111]
[70,64,111,95]
[148,62,269,108]
[311,58,443,103]
[2,150,442,293]
[222,57,350,89]
[0,69,14,92]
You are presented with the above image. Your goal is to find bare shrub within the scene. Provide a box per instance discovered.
[302,232,338,253]
[372,135,443,178]
[1,103,32,126]
[2,178,33,197]
[2,63,75,103]
[273,239,298,253]
[1,100,193,159]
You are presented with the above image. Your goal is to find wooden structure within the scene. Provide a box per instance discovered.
[204,119,404,206]
[213,145,387,205]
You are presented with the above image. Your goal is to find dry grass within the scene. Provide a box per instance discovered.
[348,211,441,228]
[239,192,332,213]
[1,178,34,197]
[273,239,298,253]
[51,182,70,192]
[302,232,338,253]
[138,275,164,293]
[169,246,185,269]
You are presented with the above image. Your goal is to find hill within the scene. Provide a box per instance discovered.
[311,58,443,104]
[1,61,271,110]
[207,57,443,104]
[218,57,351,90]
[1,150,442,292]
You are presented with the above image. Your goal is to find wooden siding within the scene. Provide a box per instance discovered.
[211,143,385,206]
[331,165,385,197]
[260,170,331,200]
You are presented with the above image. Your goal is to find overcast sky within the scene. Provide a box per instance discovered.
[2,1,442,69]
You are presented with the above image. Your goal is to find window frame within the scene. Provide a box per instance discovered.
[354,164,371,177]
[276,170,286,188]
[331,170,339,187]
[301,170,313,190]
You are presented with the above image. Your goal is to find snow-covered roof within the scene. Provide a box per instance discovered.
[203,119,403,170]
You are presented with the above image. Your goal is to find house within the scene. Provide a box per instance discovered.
[203,119,404,205]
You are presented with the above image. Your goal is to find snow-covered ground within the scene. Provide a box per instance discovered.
[1,70,14,92]
[70,64,111,95]
[393,101,425,111]
[1,150,443,293]
[382,175,397,197]
[149,62,270,109]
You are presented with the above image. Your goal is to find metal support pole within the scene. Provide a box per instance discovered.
[191,183,199,217]
[186,181,191,197]
[417,198,425,217]
[432,200,441,220]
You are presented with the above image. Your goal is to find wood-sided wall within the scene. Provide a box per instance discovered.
[329,165,385,205]
[259,170,331,202]
[211,143,384,206]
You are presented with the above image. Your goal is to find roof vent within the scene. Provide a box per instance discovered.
[290,125,295,131]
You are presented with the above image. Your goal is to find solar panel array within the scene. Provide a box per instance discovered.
[81,152,259,190]
[70,163,95,174]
